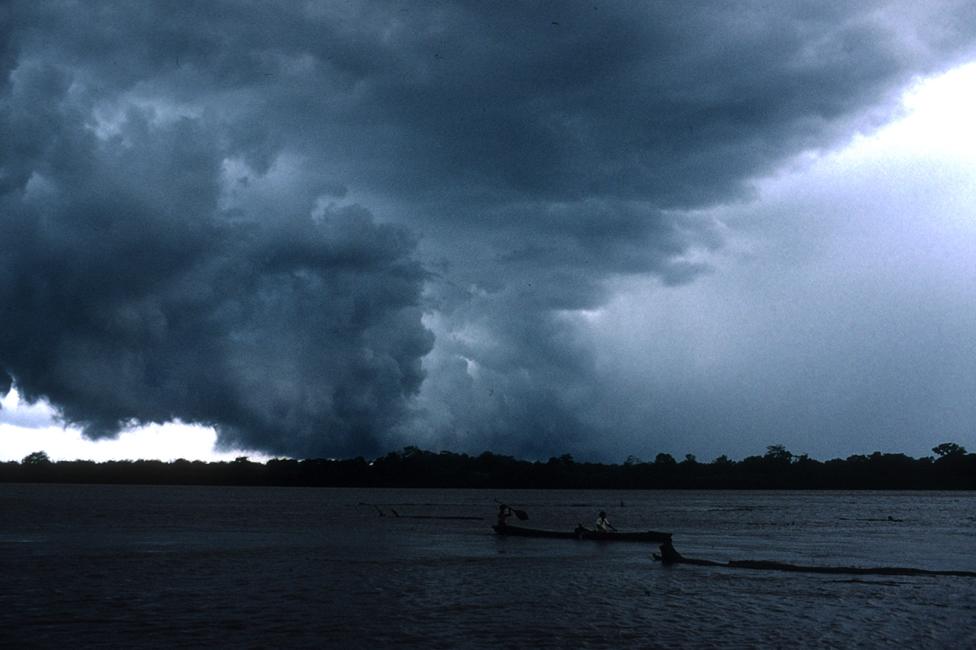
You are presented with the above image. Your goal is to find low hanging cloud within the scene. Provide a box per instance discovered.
[2,2,976,458]
[0,62,431,458]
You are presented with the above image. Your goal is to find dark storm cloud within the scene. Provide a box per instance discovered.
[0,57,431,458]
[2,1,975,458]
[0,369,11,397]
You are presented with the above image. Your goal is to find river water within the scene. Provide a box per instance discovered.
[1,485,974,648]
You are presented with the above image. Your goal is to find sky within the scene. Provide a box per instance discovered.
[2,1,975,463]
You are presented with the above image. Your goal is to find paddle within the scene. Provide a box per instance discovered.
[495,499,528,521]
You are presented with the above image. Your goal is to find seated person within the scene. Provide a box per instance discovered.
[658,538,683,564]
[595,511,616,532]
[496,504,513,527]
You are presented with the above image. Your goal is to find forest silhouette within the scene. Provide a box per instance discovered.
[3,443,973,489]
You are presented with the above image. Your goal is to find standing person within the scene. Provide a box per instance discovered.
[497,504,513,527]
[595,511,616,532]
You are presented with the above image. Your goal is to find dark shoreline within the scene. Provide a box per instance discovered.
[5,444,974,489]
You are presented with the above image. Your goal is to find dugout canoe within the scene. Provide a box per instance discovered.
[492,523,671,542]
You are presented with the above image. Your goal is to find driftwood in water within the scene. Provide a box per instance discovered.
[389,514,484,520]
[361,503,483,520]
[654,541,976,578]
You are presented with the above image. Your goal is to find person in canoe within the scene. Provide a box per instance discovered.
[657,537,683,564]
[595,511,616,532]
[496,503,513,528]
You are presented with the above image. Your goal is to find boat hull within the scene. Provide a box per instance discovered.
[493,524,671,542]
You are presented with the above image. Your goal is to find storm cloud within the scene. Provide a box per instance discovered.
[2,2,975,458]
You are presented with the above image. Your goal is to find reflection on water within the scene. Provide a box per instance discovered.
[1,485,974,648]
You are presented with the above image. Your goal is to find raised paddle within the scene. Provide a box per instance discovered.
[495,499,528,521]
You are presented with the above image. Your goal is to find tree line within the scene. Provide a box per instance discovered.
[3,443,973,489]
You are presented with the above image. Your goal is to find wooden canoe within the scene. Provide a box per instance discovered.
[493,523,671,542]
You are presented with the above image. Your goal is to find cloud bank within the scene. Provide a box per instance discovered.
[2,2,975,458]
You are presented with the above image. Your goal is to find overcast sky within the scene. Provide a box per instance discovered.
[2,1,975,462]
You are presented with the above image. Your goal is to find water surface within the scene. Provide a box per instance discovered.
[2,485,973,648]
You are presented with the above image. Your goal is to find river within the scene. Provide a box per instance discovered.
[2,485,973,648]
